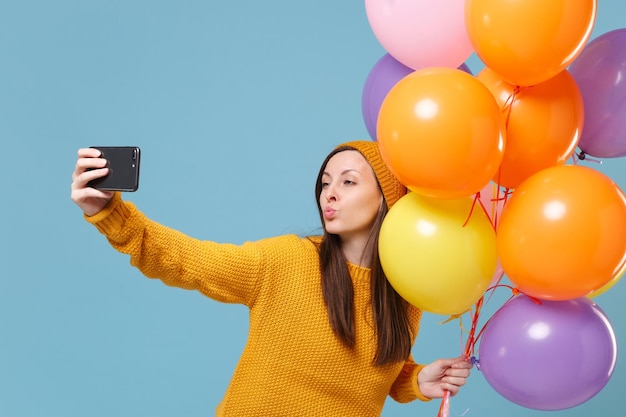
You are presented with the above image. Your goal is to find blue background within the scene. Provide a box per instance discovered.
[1,1,625,416]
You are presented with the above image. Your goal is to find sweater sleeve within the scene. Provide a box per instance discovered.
[85,193,263,306]
[388,354,432,403]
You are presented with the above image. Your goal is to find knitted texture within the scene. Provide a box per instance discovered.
[337,140,407,208]
[86,194,428,416]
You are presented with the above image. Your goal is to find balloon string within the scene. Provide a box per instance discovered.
[494,162,504,221]
[472,286,542,353]
[488,183,498,223]
[437,390,451,417]
[467,186,511,231]
[464,297,484,357]
[437,298,484,417]
[468,79,518,232]
[436,285,536,417]
[492,166,512,231]
[502,85,524,127]
[492,85,524,203]
[464,192,488,229]
[493,187,512,230]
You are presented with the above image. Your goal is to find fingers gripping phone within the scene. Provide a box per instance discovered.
[87,146,141,192]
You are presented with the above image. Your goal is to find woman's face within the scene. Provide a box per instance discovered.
[319,150,383,243]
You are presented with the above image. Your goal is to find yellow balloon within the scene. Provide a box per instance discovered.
[379,193,497,315]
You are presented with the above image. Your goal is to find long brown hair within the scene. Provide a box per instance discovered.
[314,146,413,366]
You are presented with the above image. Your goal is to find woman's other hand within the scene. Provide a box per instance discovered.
[70,148,115,216]
[417,356,472,399]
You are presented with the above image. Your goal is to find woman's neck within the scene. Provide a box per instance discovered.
[341,236,374,267]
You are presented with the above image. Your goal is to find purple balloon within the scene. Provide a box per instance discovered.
[361,54,473,140]
[570,28,626,158]
[458,62,472,75]
[361,54,414,140]
[478,295,617,411]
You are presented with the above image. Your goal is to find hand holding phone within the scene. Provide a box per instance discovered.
[87,146,141,192]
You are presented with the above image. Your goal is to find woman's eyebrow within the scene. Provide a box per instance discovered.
[323,169,359,176]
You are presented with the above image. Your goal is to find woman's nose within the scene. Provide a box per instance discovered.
[325,186,337,201]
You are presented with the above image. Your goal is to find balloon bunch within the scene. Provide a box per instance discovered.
[363,0,626,415]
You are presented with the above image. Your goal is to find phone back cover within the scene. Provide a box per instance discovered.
[88,146,141,192]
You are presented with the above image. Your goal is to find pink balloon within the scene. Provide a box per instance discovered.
[489,260,505,288]
[476,181,507,228]
[365,0,473,69]
[476,182,507,287]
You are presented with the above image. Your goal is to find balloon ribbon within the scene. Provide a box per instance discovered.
[437,297,484,417]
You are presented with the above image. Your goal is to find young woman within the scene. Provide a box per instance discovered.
[70,140,471,416]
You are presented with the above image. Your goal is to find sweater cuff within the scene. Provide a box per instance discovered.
[391,361,432,403]
[413,364,432,402]
[84,192,133,235]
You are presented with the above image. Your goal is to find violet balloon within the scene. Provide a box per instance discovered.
[361,54,473,140]
[361,54,413,140]
[570,28,626,158]
[478,295,617,411]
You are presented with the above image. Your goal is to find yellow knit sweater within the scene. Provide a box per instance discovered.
[86,193,429,416]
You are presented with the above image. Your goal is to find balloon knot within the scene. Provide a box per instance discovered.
[576,150,603,165]
[438,310,468,325]
[470,356,481,371]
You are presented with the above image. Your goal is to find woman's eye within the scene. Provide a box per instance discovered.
[321,182,329,188]
[344,180,355,185]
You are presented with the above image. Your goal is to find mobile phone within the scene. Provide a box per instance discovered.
[87,146,141,192]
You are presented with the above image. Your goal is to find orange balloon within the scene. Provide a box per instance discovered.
[478,68,584,189]
[588,262,626,299]
[466,0,597,86]
[497,165,626,300]
[377,67,505,199]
